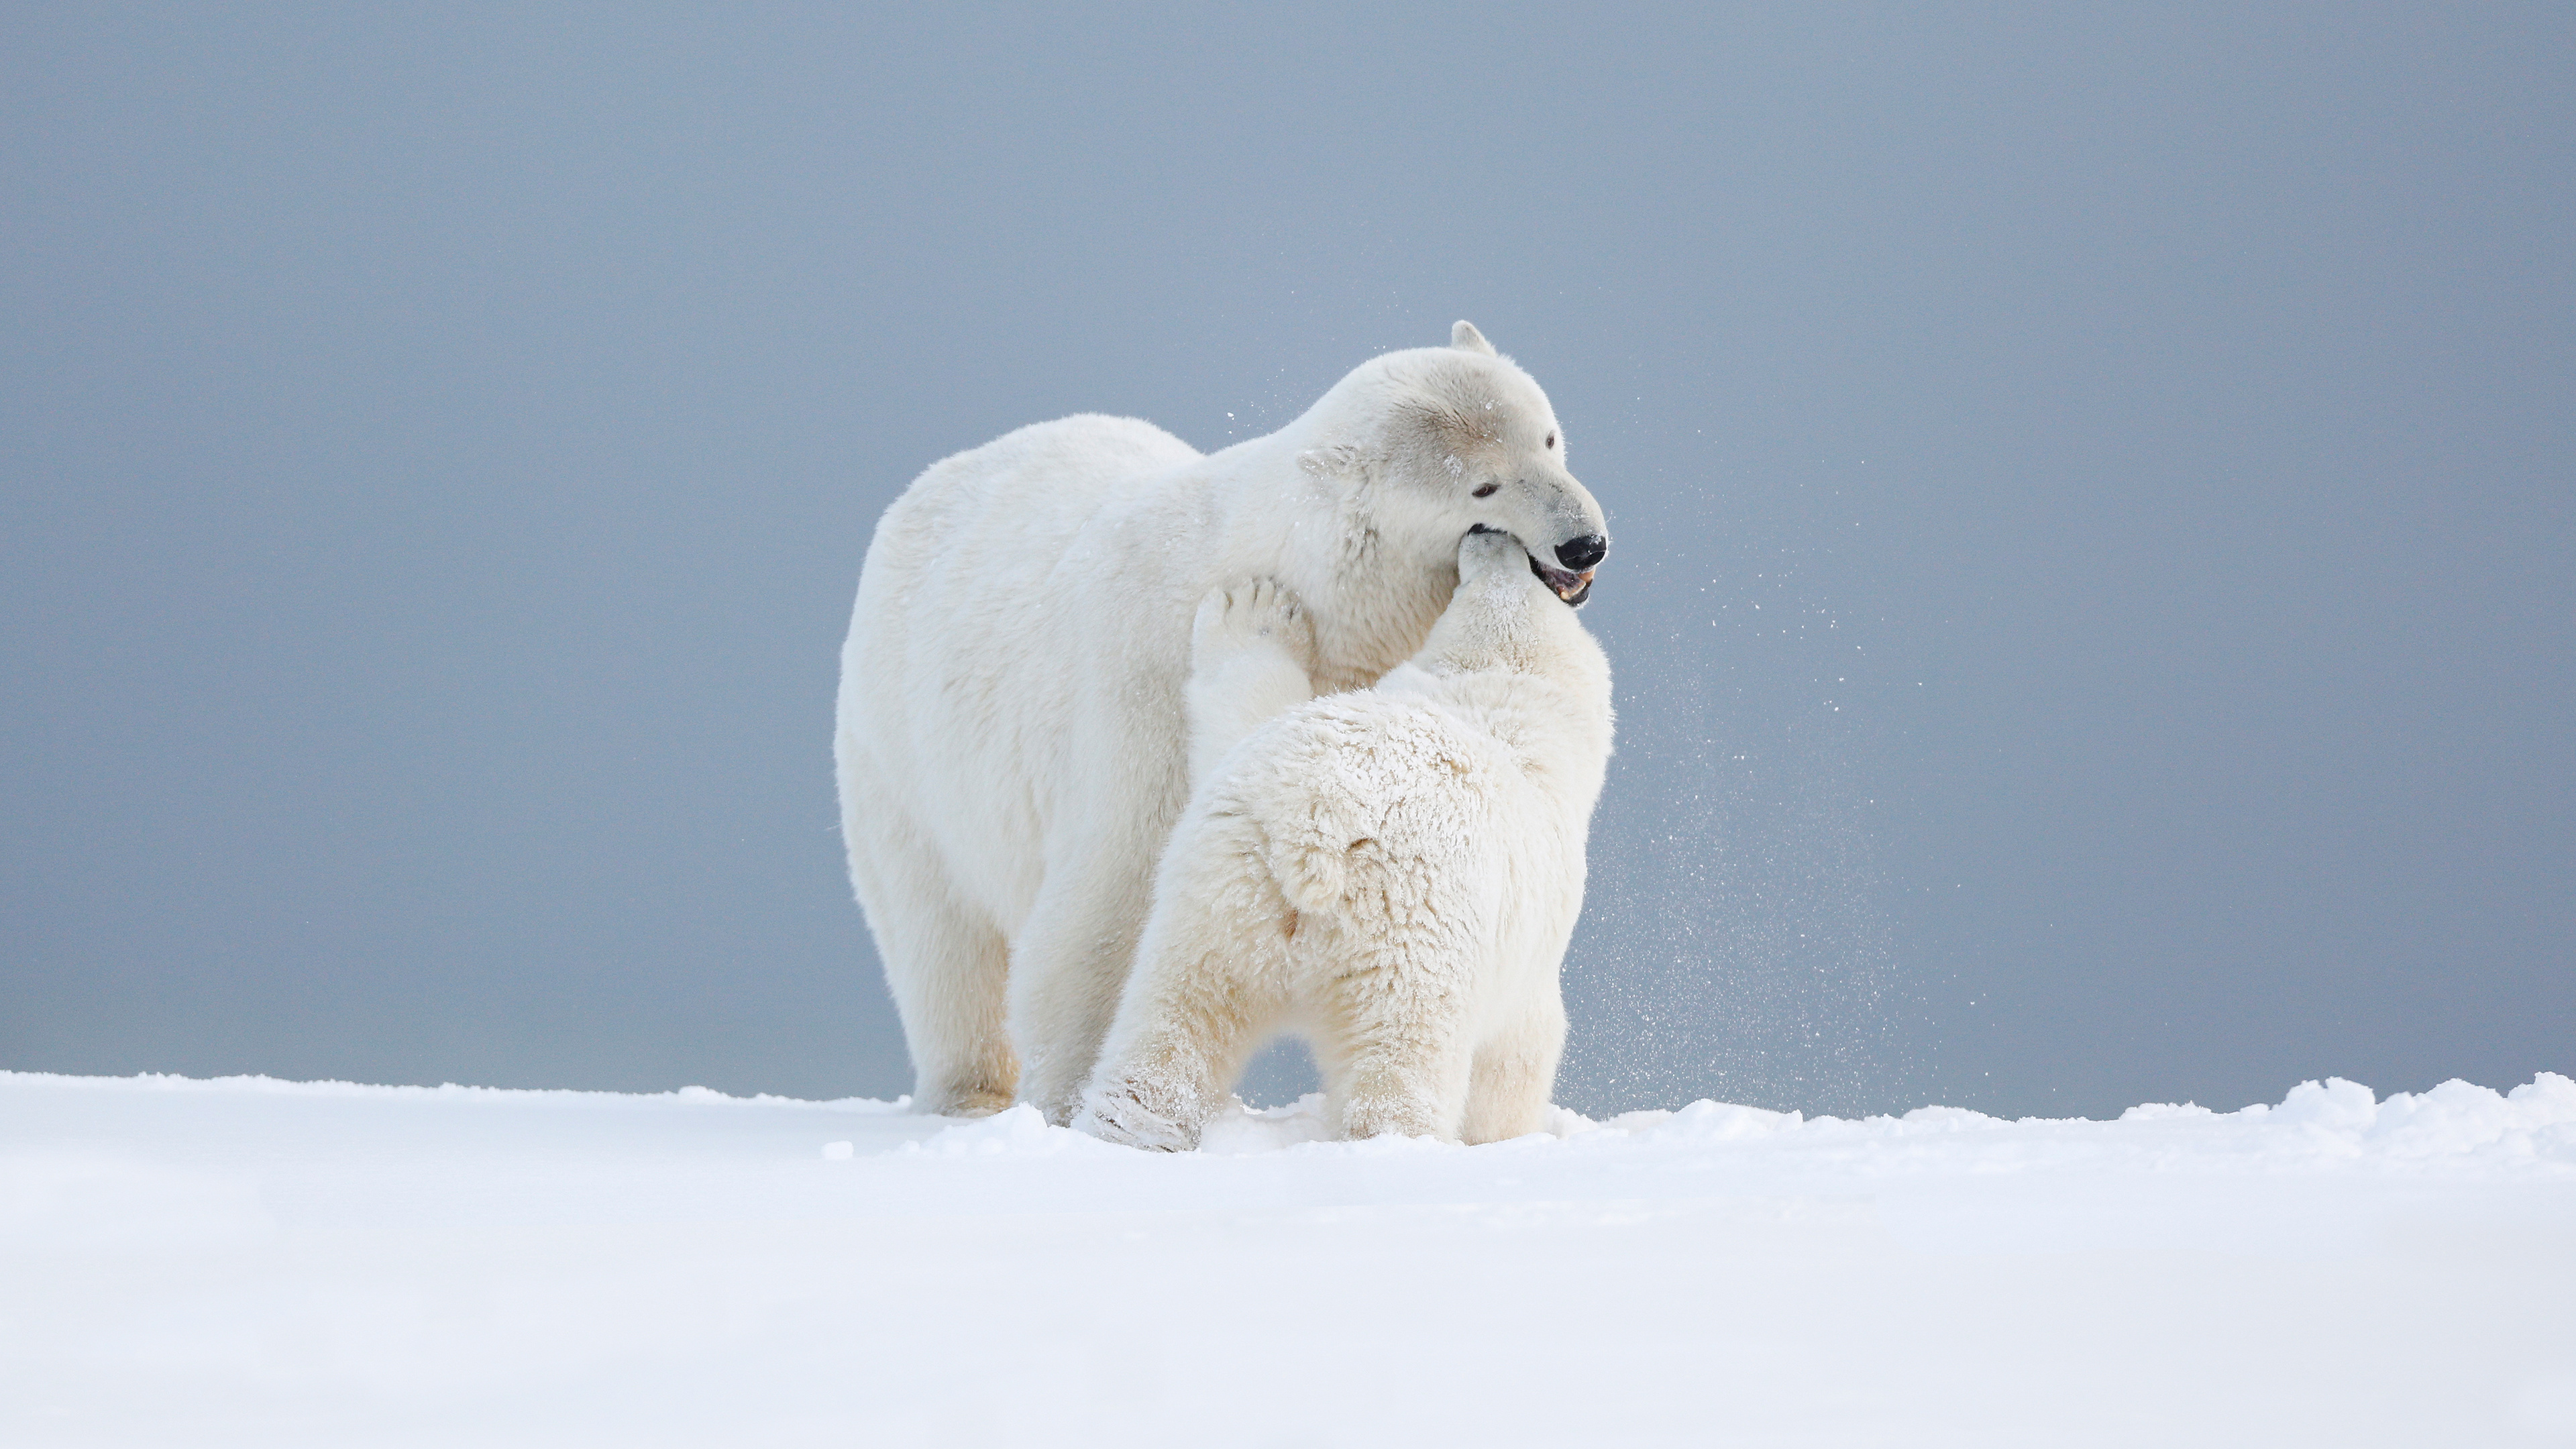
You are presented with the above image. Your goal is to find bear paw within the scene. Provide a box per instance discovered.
[1073,1075,1200,1152]
[1192,576,1318,679]
[914,1086,1017,1119]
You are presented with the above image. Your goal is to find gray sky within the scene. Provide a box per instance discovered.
[5,5,2569,1118]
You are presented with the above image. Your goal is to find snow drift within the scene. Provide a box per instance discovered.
[5,1069,2572,1446]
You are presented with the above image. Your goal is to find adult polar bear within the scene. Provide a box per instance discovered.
[836,323,1609,1121]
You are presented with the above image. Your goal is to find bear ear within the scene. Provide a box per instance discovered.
[1451,320,1496,356]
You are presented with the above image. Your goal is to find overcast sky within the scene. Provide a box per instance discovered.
[5,5,2569,1117]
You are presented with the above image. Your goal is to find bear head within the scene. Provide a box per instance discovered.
[1297,321,1610,606]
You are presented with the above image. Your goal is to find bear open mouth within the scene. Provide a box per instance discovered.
[1470,524,1595,606]
[1529,553,1595,608]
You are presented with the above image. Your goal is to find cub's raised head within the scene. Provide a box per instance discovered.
[1297,322,1609,604]
[1424,525,1612,687]
[1459,523,1549,594]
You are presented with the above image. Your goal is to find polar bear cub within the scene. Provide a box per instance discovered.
[1075,527,1615,1149]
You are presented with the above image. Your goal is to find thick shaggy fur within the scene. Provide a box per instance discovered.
[837,324,1609,1120]
[1075,529,1615,1149]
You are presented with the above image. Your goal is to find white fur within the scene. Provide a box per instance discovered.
[1184,578,1319,793]
[837,325,1609,1120]
[1075,529,1615,1150]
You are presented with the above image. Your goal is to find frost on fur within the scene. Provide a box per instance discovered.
[1079,528,1614,1150]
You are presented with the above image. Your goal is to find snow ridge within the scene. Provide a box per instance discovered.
[5,1069,2572,1446]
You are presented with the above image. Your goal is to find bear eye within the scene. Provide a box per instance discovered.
[1472,482,1499,498]
[1544,431,1557,449]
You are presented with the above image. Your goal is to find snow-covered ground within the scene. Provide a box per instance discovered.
[5,1070,2573,1448]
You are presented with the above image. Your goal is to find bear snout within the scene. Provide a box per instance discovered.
[1555,534,1607,572]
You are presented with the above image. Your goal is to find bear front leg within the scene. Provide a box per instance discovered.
[1185,578,1318,792]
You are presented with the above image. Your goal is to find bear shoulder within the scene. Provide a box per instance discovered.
[1215,693,1507,842]
[877,413,1201,555]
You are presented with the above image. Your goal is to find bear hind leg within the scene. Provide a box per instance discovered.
[1008,833,1170,1125]
[1460,995,1568,1144]
[1077,849,1293,1150]
[1080,969,1281,1151]
[847,824,1017,1118]
[1312,955,1477,1144]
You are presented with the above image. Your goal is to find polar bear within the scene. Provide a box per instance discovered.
[837,323,1609,1121]
[1073,527,1615,1150]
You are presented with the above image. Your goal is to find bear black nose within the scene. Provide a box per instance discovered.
[1555,535,1607,571]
